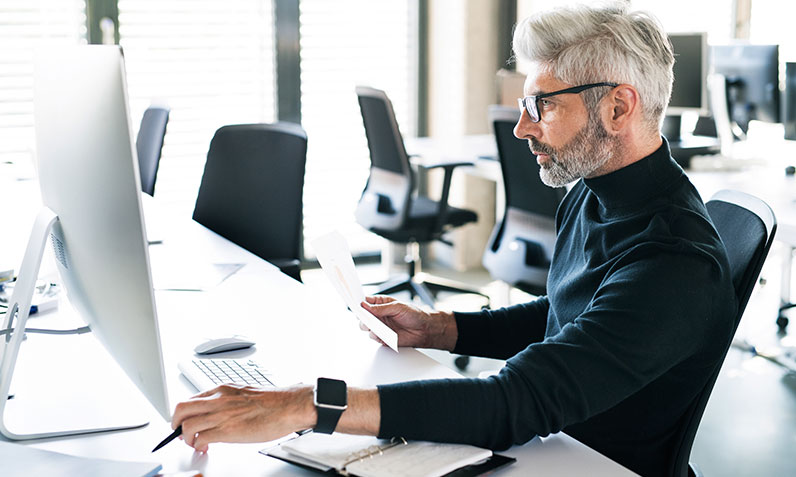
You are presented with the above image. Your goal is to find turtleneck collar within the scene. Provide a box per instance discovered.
[582,138,683,210]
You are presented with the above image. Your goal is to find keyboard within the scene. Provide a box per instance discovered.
[179,358,277,392]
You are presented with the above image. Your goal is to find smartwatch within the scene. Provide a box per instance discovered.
[313,377,348,434]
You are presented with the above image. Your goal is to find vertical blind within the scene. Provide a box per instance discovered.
[118,0,276,210]
[299,0,418,257]
[0,1,86,170]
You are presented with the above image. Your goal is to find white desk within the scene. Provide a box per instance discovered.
[0,177,635,476]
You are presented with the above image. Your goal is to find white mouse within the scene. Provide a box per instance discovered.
[194,335,256,355]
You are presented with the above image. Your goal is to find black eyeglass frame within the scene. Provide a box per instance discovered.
[518,82,619,123]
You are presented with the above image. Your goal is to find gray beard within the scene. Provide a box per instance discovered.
[533,114,617,187]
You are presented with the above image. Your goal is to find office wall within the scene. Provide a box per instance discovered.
[423,0,503,271]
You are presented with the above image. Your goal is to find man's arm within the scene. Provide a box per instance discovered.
[377,252,734,450]
[362,295,550,359]
[172,385,382,452]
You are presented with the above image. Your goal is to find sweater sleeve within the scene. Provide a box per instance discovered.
[452,297,549,359]
[377,251,735,450]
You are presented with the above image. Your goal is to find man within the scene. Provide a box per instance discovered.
[171,3,736,476]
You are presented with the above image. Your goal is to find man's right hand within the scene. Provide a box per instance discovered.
[360,295,457,351]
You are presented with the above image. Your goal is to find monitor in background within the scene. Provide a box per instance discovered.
[783,62,796,141]
[0,46,169,440]
[662,32,719,167]
[664,32,710,141]
[711,43,780,135]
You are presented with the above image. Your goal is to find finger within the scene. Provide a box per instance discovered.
[181,412,229,448]
[193,427,228,453]
[172,393,231,429]
[362,301,403,318]
[365,295,396,305]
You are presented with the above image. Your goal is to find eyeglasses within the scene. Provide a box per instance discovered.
[518,82,619,123]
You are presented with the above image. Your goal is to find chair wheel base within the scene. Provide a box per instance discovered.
[777,315,789,332]
[454,355,470,371]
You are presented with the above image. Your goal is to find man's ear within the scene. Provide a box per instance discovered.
[604,84,639,132]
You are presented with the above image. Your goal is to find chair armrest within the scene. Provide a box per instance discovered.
[418,162,474,233]
[416,160,474,170]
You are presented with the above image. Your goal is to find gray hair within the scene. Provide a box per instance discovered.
[513,2,674,131]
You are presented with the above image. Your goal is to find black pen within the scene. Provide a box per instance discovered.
[152,425,182,452]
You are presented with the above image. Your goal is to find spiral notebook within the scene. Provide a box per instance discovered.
[262,432,515,477]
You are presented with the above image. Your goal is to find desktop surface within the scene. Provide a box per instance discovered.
[0,180,637,476]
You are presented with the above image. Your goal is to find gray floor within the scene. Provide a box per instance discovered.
[303,243,796,476]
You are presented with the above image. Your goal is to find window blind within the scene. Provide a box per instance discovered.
[0,1,86,170]
[299,0,418,257]
[118,0,276,210]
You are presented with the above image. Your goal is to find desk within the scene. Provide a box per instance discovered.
[0,177,635,475]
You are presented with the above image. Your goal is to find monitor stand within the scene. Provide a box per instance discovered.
[0,208,149,440]
[662,115,720,168]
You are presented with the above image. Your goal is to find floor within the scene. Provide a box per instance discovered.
[302,243,796,476]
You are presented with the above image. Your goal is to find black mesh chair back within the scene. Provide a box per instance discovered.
[672,189,776,477]
[135,105,170,196]
[483,106,566,295]
[354,86,413,233]
[492,106,565,217]
[193,123,307,282]
[353,86,485,308]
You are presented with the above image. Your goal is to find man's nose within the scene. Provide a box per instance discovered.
[514,110,540,141]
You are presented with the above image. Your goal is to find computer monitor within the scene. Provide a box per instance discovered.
[781,62,796,140]
[711,43,780,134]
[662,32,710,141]
[0,46,169,439]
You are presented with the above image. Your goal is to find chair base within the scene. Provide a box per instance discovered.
[370,272,490,309]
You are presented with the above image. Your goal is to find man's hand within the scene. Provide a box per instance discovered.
[360,295,457,351]
[172,384,315,453]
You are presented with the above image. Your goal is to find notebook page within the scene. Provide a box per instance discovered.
[346,440,492,477]
[280,433,393,470]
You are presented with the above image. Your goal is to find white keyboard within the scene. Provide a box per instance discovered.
[179,358,276,392]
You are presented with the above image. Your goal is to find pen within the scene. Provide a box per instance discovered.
[152,425,182,452]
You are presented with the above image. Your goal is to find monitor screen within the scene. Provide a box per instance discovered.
[784,62,796,140]
[33,46,170,422]
[711,43,780,132]
[667,32,709,115]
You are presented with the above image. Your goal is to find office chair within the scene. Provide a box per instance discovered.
[672,189,776,477]
[482,105,566,296]
[135,105,170,196]
[355,86,488,308]
[193,123,307,282]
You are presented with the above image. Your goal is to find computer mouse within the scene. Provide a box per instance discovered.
[194,335,256,355]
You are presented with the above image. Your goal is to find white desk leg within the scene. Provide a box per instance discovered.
[781,246,792,306]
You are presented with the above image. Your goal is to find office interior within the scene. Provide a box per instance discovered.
[1,0,795,475]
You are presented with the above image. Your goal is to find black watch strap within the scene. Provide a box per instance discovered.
[314,378,347,434]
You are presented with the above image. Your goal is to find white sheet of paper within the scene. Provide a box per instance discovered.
[311,231,399,352]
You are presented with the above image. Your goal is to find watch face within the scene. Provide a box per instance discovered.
[318,377,347,406]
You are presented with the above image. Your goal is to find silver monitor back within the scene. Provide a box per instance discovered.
[33,46,170,422]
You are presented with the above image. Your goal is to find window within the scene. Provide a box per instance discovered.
[299,0,418,257]
[118,0,276,210]
[0,1,86,171]
[749,0,796,61]
[631,0,733,41]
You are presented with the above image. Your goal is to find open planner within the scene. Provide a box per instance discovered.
[263,432,515,477]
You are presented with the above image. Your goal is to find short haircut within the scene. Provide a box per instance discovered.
[513,2,674,131]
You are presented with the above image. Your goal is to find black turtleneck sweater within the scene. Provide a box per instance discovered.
[376,141,737,477]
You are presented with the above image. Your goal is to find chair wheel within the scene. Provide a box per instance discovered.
[777,315,789,332]
[454,355,470,371]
